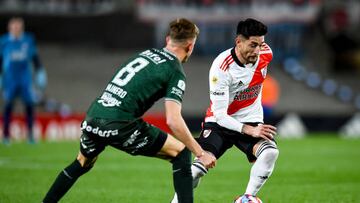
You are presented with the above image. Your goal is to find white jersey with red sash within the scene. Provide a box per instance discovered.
[204,44,273,133]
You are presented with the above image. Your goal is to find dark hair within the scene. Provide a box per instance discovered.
[167,18,199,42]
[236,18,267,38]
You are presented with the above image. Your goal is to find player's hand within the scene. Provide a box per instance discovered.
[197,151,216,169]
[242,124,277,141]
[35,68,47,90]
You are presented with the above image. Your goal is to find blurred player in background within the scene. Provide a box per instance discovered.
[0,17,47,145]
[42,18,216,203]
[262,74,280,119]
[172,18,279,203]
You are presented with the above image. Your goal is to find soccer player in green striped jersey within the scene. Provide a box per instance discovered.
[42,18,216,203]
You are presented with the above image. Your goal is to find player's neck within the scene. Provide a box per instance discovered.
[165,46,186,63]
[234,47,247,65]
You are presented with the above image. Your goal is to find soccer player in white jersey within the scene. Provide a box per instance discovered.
[172,18,279,203]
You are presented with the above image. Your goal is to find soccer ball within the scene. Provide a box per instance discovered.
[233,194,263,203]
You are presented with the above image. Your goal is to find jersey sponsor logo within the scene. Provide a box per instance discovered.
[10,43,29,61]
[11,49,27,61]
[134,137,148,151]
[98,92,122,107]
[210,91,225,96]
[81,121,119,137]
[123,130,150,154]
[11,51,26,61]
[171,87,183,98]
[140,50,167,64]
[177,80,186,91]
[123,130,141,147]
[202,129,212,138]
[233,84,261,101]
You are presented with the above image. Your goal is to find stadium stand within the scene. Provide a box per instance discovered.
[0,0,359,137]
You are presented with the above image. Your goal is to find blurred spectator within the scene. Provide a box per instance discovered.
[319,3,360,73]
[328,8,359,73]
[262,75,280,119]
[0,17,47,145]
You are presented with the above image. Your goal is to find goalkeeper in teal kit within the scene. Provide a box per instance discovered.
[42,18,216,203]
[0,17,47,144]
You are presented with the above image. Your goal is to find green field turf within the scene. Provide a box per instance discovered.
[1,134,360,203]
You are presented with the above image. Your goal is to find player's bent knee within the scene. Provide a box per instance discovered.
[171,148,191,170]
[77,152,97,168]
[254,140,279,160]
[261,148,279,162]
[158,135,186,159]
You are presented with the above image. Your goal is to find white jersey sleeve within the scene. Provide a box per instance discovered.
[209,57,244,133]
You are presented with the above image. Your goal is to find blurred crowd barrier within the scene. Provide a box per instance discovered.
[0,112,170,141]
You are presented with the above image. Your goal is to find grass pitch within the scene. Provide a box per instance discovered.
[1,134,360,203]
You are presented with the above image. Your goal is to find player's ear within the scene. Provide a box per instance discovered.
[235,35,242,46]
[165,36,171,45]
[186,42,192,52]
[185,39,195,53]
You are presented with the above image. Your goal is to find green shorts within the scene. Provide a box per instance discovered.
[79,117,168,158]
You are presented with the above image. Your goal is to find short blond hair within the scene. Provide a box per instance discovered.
[167,18,199,43]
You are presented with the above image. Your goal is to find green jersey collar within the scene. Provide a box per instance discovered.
[163,48,178,59]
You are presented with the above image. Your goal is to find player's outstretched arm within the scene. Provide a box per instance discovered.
[165,100,216,168]
[242,124,277,141]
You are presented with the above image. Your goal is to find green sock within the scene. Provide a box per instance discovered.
[171,148,193,203]
[43,160,90,203]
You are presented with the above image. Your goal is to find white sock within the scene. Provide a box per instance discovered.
[191,161,207,188]
[245,147,279,196]
[171,161,208,203]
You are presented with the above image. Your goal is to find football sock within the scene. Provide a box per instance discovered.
[191,160,208,188]
[25,104,34,141]
[3,102,13,139]
[42,159,92,203]
[245,147,279,196]
[171,159,208,203]
[171,148,193,203]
